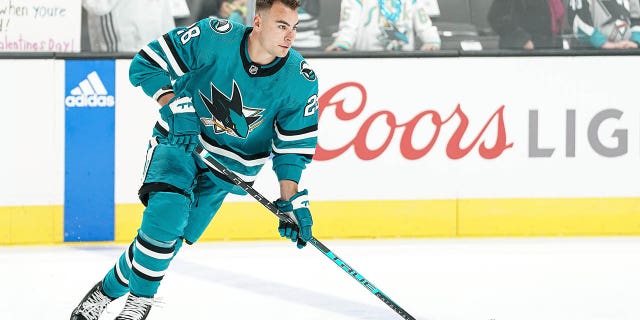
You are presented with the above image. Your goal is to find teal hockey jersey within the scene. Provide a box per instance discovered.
[129,18,319,194]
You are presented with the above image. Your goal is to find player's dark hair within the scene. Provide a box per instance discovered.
[255,0,300,12]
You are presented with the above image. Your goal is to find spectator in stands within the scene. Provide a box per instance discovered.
[488,0,566,50]
[82,0,178,52]
[188,0,248,24]
[293,0,322,50]
[568,0,640,49]
[325,0,441,52]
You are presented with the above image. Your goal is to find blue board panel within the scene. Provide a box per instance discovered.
[64,60,115,242]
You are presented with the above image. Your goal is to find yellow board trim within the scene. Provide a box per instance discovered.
[114,200,457,242]
[458,197,640,236]
[0,205,63,244]
[113,197,640,242]
[2,197,640,244]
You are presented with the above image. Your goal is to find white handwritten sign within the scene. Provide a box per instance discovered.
[0,0,80,52]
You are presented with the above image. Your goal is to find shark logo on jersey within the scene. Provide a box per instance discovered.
[380,22,409,50]
[300,61,316,81]
[210,19,232,34]
[199,81,264,138]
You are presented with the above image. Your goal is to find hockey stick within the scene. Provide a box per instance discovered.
[195,146,416,320]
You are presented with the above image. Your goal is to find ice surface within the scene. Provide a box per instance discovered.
[1,237,639,320]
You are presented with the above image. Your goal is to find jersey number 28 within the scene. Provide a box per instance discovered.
[177,25,201,45]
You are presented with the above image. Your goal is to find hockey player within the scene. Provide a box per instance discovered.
[70,0,318,319]
[569,0,640,49]
[325,0,441,52]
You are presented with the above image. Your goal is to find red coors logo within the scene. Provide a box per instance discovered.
[315,82,514,161]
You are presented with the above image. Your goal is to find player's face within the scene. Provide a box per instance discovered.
[255,2,298,57]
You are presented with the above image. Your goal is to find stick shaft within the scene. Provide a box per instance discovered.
[195,146,416,320]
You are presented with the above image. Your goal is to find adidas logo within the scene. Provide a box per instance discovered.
[65,71,115,107]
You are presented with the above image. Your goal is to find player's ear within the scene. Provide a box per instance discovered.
[253,13,261,29]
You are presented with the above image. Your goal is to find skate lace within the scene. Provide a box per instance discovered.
[79,289,111,318]
[118,296,154,320]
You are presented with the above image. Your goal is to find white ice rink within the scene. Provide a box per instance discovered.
[2,237,639,320]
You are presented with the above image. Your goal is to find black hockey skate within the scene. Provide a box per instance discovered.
[115,293,153,320]
[70,281,115,320]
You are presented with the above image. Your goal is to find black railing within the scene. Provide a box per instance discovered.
[1,48,640,60]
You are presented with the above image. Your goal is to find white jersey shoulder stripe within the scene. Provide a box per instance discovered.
[157,36,185,76]
[142,45,169,72]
